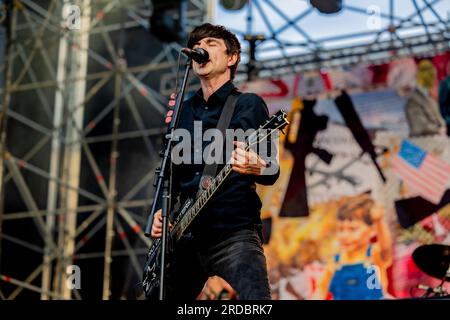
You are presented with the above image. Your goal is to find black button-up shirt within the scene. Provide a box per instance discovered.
[169,81,279,245]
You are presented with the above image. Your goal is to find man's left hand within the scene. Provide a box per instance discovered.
[231,141,267,176]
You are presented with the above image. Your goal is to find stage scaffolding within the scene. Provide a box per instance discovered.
[0,0,209,300]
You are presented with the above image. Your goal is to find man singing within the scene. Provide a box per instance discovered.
[150,23,280,300]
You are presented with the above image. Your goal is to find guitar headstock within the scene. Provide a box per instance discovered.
[262,109,289,133]
[246,110,289,148]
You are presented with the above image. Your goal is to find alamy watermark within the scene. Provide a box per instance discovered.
[366,265,382,290]
[171,122,280,176]
[63,4,81,30]
[66,265,81,290]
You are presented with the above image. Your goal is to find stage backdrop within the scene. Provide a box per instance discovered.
[198,52,450,300]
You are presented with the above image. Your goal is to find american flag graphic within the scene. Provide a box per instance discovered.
[391,140,450,204]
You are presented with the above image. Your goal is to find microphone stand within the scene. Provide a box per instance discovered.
[417,265,450,298]
[432,265,450,297]
[144,57,192,300]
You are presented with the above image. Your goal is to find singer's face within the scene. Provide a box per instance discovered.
[192,37,237,80]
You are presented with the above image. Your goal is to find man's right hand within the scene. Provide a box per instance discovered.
[150,209,172,238]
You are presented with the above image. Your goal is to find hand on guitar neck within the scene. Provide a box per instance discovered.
[231,141,269,176]
[150,209,173,238]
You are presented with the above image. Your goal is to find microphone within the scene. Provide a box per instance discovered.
[181,48,209,64]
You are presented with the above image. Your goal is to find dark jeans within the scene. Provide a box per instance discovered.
[165,228,271,300]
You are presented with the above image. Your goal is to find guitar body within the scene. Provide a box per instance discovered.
[142,233,199,300]
[142,198,194,299]
[142,237,164,300]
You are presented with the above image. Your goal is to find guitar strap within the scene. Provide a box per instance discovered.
[196,89,240,198]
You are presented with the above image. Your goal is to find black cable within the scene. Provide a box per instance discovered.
[174,49,183,98]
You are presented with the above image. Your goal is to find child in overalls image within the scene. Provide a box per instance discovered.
[314,193,393,300]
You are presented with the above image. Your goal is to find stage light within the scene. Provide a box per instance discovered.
[150,0,187,43]
[220,0,248,11]
[310,0,342,14]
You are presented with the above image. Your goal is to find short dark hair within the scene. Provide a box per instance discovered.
[187,23,241,80]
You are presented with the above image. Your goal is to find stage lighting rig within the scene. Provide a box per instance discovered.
[220,0,248,11]
[310,0,342,14]
[150,0,187,43]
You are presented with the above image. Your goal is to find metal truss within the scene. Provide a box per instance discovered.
[0,0,208,300]
[226,0,450,81]
[255,30,450,79]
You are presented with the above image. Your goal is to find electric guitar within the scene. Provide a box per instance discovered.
[142,109,289,299]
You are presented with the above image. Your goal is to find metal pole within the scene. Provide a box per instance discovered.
[101,0,129,299]
[55,0,91,299]
[160,60,192,300]
[102,55,123,301]
[41,0,70,300]
[0,0,17,279]
[206,0,216,23]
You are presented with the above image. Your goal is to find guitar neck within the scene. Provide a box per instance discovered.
[168,109,288,242]
[171,161,234,241]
